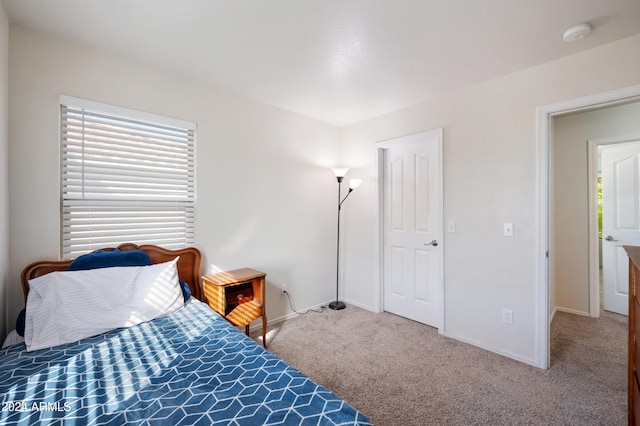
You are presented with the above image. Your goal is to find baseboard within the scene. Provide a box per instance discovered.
[555,306,590,317]
[341,297,377,313]
[247,297,377,337]
[441,330,539,368]
[247,299,334,336]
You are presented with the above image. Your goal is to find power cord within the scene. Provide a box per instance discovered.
[283,290,326,315]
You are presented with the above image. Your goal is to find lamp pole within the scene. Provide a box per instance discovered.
[329,170,361,311]
[330,175,347,310]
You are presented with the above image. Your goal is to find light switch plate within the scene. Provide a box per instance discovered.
[503,223,513,237]
[502,309,513,324]
[447,221,456,233]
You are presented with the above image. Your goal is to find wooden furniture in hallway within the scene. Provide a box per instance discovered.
[626,246,640,425]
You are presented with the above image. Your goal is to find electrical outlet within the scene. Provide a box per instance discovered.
[502,309,513,324]
[503,223,514,237]
[281,283,287,296]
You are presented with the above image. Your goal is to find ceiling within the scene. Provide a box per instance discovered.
[2,0,640,126]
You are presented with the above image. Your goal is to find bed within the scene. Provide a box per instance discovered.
[0,243,371,425]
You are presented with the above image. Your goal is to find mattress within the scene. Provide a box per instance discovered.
[0,298,371,425]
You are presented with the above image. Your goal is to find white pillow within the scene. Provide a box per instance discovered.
[25,258,183,352]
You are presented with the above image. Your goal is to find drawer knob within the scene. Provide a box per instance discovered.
[237,294,244,300]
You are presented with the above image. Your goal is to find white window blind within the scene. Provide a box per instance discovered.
[60,97,196,259]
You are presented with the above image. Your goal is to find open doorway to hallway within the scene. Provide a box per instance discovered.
[551,99,640,321]
[549,100,640,387]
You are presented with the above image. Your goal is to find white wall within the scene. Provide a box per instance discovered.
[552,101,640,315]
[339,34,640,365]
[0,5,8,342]
[6,26,342,332]
[6,22,640,368]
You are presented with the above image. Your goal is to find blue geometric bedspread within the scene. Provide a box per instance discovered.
[0,299,371,425]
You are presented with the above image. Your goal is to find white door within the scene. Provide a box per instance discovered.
[383,132,442,327]
[601,141,640,315]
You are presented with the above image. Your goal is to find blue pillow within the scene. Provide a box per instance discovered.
[16,308,26,337]
[68,250,152,271]
[179,280,191,301]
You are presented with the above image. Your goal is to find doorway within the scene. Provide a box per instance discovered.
[552,105,640,321]
[538,85,640,368]
[375,129,444,330]
[588,139,640,317]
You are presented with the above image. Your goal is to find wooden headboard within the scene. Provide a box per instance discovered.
[20,243,202,302]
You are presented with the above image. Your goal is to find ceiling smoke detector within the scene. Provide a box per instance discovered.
[563,23,592,42]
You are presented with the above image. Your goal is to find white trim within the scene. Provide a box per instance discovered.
[536,84,640,369]
[258,297,376,333]
[372,144,385,314]
[374,128,445,332]
[342,297,378,312]
[60,95,196,130]
[268,300,332,325]
[587,140,601,318]
[555,306,591,317]
[535,106,550,370]
[441,329,538,367]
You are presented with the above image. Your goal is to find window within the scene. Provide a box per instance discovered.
[60,96,196,258]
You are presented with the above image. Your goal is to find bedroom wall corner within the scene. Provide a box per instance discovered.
[0,3,9,341]
[6,26,342,330]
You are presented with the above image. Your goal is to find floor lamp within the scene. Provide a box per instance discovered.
[330,167,362,310]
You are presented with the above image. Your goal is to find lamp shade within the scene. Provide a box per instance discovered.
[331,167,350,178]
[349,179,362,190]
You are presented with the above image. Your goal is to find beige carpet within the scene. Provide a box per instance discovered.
[258,306,627,426]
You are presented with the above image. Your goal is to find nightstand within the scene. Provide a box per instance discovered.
[202,268,267,348]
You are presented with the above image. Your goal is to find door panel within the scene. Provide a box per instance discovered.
[383,133,442,327]
[602,141,640,315]
[390,247,405,295]
[615,155,639,228]
[415,154,430,232]
[390,157,404,230]
[415,249,430,302]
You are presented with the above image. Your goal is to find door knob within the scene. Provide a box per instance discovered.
[425,240,439,247]
[605,235,618,242]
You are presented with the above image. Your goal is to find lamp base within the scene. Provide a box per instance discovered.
[329,301,346,310]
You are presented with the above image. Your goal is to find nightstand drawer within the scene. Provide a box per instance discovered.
[227,300,264,326]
